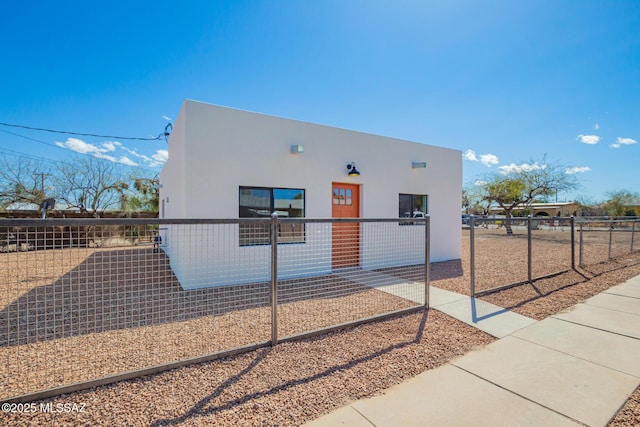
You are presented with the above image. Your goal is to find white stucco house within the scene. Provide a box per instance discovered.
[159,100,461,289]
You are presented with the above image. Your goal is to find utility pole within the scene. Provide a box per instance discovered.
[33,173,48,196]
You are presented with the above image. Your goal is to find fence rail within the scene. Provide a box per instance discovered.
[0,216,429,402]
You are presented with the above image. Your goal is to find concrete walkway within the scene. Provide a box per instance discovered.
[305,274,640,427]
[334,268,537,338]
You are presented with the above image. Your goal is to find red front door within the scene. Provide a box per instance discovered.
[332,183,360,269]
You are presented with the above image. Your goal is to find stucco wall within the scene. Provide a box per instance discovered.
[160,100,461,288]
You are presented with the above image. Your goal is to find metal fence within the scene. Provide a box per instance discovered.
[577,218,638,267]
[0,216,429,402]
[468,216,639,297]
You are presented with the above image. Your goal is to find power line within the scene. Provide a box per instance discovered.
[0,147,159,180]
[0,130,160,175]
[0,147,59,165]
[0,128,66,151]
[0,121,167,141]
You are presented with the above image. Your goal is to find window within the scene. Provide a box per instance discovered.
[333,187,353,205]
[239,187,305,245]
[399,194,428,224]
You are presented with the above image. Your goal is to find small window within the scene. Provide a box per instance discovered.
[399,194,428,224]
[333,187,353,206]
[239,187,305,245]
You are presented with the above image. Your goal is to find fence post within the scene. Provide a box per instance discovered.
[608,222,613,260]
[470,215,476,298]
[270,214,278,345]
[579,222,584,268]
[631,221,636,253]
[527,215,532,283]
[425,215,431,308]
[570,216,575,270]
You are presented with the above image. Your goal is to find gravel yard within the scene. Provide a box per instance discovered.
[0,227,639,426]
[0,247,416,399]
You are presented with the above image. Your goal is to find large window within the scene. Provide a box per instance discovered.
[399,194,428,223]
[239,187,305,246]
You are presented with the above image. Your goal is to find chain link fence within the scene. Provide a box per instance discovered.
[0,217,429,402]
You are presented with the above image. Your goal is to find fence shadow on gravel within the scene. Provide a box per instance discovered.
[0,247,374,347]
[481,269,592,314]
[578,256,640,278]
[468,216,639,298]
[1,217,429,403]
[149,310,430,427]
[374,260,463,283]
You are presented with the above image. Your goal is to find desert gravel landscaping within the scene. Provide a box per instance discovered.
[0,246,417,398]
[0,227,639,425]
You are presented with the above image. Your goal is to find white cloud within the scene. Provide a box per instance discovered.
[55,135,169,169]
[100,141,121,152]
[479,154,499,167]
[152,149,168,164]
[474,180,487,186]
[593,123,600,130]
[565,166,591,174]
[55,138,126,157]
[610,137,637,148]
[577,134,600,145]
[120,146,151,161]
[91,152,139,166]
[117,156,138,167]
[463,149,498,167]
[55,137,100,154]
[162,115,173,122]
[463,149,477,161]
[118,146,167,166]
[498,162,546,175]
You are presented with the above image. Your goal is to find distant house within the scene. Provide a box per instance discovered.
[4,201,80,214]
[4,202,41,211]
[487,202,579,217]
[159,100,462,289]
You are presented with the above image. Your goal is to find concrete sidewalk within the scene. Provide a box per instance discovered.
[334,268,538,338]
[305,275,640,427]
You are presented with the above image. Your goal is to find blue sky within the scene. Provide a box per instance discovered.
[1,0,638,203]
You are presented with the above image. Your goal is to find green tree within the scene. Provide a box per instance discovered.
[603,190,640,217]
[479,157,578,234]
[120,176,159,214]
[463,182,492,215]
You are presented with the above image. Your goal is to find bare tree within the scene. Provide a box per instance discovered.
[463,182,492,215]
[0,155,54,210]
[54,156,129,216]
[479,157,578,234]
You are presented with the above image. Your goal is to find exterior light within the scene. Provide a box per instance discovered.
[290,144,304,154]
[412,161,427,169]
[347,162,360,176]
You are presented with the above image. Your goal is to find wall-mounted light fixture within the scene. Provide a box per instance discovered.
[290,144,305,154]
[412,161,427,169]
[347,162,360,176]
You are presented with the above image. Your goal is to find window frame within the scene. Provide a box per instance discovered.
[239,186,306,246]
[399,193,428,225]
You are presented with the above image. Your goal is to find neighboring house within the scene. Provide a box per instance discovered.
[487,202,579,217]
[4,202,80,213]
[4,202,41,211]
[159,100,462,289]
